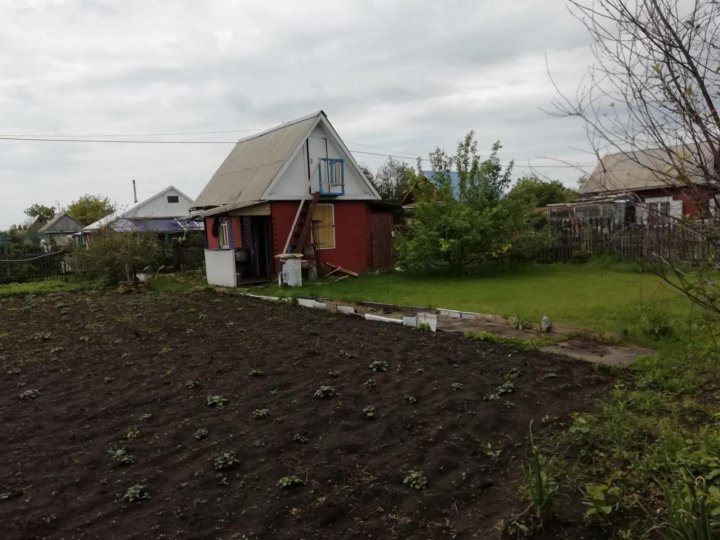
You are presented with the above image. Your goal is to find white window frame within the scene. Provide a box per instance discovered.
[218,218,230,249]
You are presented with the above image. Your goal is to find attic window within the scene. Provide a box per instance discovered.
[167,195,179,203]
[318,159,344,196]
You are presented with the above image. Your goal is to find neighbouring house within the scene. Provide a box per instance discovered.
[191,110,395,287]
[546,145,718,225]
[82,186,201,246]
[38,213,83,248]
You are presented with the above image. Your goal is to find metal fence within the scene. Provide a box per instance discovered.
[539,217,716,263]
[0,249,76,284]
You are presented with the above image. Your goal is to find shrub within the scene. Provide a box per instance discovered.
[278,475,304,489]
[403,470,428,490]
[122,484,150,503]
[75,230,164,285]
[213,452,239,471]
[313,386,337,399]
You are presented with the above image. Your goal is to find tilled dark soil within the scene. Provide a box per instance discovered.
[0,291,611,539]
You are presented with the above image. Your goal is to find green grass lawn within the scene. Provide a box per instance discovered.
[0,279,91,297]
[259,264,694,342]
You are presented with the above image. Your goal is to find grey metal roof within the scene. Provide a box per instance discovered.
[582,144,716,194]
[38,213,83,234]
[193,111,324,208]
[84,185,194,231]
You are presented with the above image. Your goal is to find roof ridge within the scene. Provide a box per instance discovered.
[231,110,325,146]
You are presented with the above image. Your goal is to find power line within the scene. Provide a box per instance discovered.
[0,135,593,168]
[345,140,418,159]
[0,128,266,138]
[0,136,237,144]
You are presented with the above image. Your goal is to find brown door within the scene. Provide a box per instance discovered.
[370,213,393,269]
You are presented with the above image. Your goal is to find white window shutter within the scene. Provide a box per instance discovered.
[636,203,648,224]
[670,199,683,219]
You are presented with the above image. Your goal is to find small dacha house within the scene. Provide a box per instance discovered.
[192,111,395,287]
[546,145,718,225]
[82,186,201,245]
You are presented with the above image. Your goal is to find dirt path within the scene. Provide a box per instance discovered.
[0,291,610,539]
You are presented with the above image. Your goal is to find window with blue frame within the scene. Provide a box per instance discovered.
[318,159,344,196]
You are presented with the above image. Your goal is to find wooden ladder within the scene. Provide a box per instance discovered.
[284,191,320,254]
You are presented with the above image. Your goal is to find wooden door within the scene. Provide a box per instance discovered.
[370,213,393,269]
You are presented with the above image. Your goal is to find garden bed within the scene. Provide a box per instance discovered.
[0,291,610,539]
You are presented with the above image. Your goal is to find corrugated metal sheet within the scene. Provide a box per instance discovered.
[110,218,203,233]
[583,144,715,194]
[84,185,195,231]
[194,201,269,218]
[193,112,323,207]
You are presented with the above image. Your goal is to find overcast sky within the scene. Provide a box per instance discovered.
[0,0,597,229]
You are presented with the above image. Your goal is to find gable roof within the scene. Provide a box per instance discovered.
[84,185,194,231]
[192,110,379,209]
[582,144,717,195]
[123,185,194,219]
[38,213,83,234]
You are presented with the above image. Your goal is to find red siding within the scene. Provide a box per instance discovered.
[270,201,372,274]
[205,216,242,250]
[637,186,712,218]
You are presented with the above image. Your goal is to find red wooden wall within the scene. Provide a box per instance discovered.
[270,201,373,274]
[637,186,712,218]
[205,216,242,250]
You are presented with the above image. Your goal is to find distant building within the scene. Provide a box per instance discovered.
[82,186,201,245]
[546,145,718,224]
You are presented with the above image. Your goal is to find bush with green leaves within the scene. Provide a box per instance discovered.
[194,428,209,440]
[313,386,336,399]
[278,475,304,489]
[213,451,239,471]
[108,446,136,467]
[253,408,270,420]
[362,406,376,419]
[395,135,521,273]
[583,481,622,523]
[122,484,150,503]
[19,389,40,400]
[404,394,418,404]
[74,230,164,285]
[369,360,389,372]
[206,395,228,409]
[403,470,428,490]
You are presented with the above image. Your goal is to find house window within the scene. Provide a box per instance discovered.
[218,218,230,249]
[318,159,344,195]
[167,195,179,203]
[644,196,672,224]
[312,204,335,249]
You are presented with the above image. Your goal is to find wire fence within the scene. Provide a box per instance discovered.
[0,249,76,284]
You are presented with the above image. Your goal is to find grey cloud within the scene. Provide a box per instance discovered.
[0,0,597,229]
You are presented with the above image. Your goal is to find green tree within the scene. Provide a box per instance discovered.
[506,176,577,208]
[396,133,517,273]
[372,157,417,202]
[24,204,55,222]
[75,230,163,284]
[66,194,115,226]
